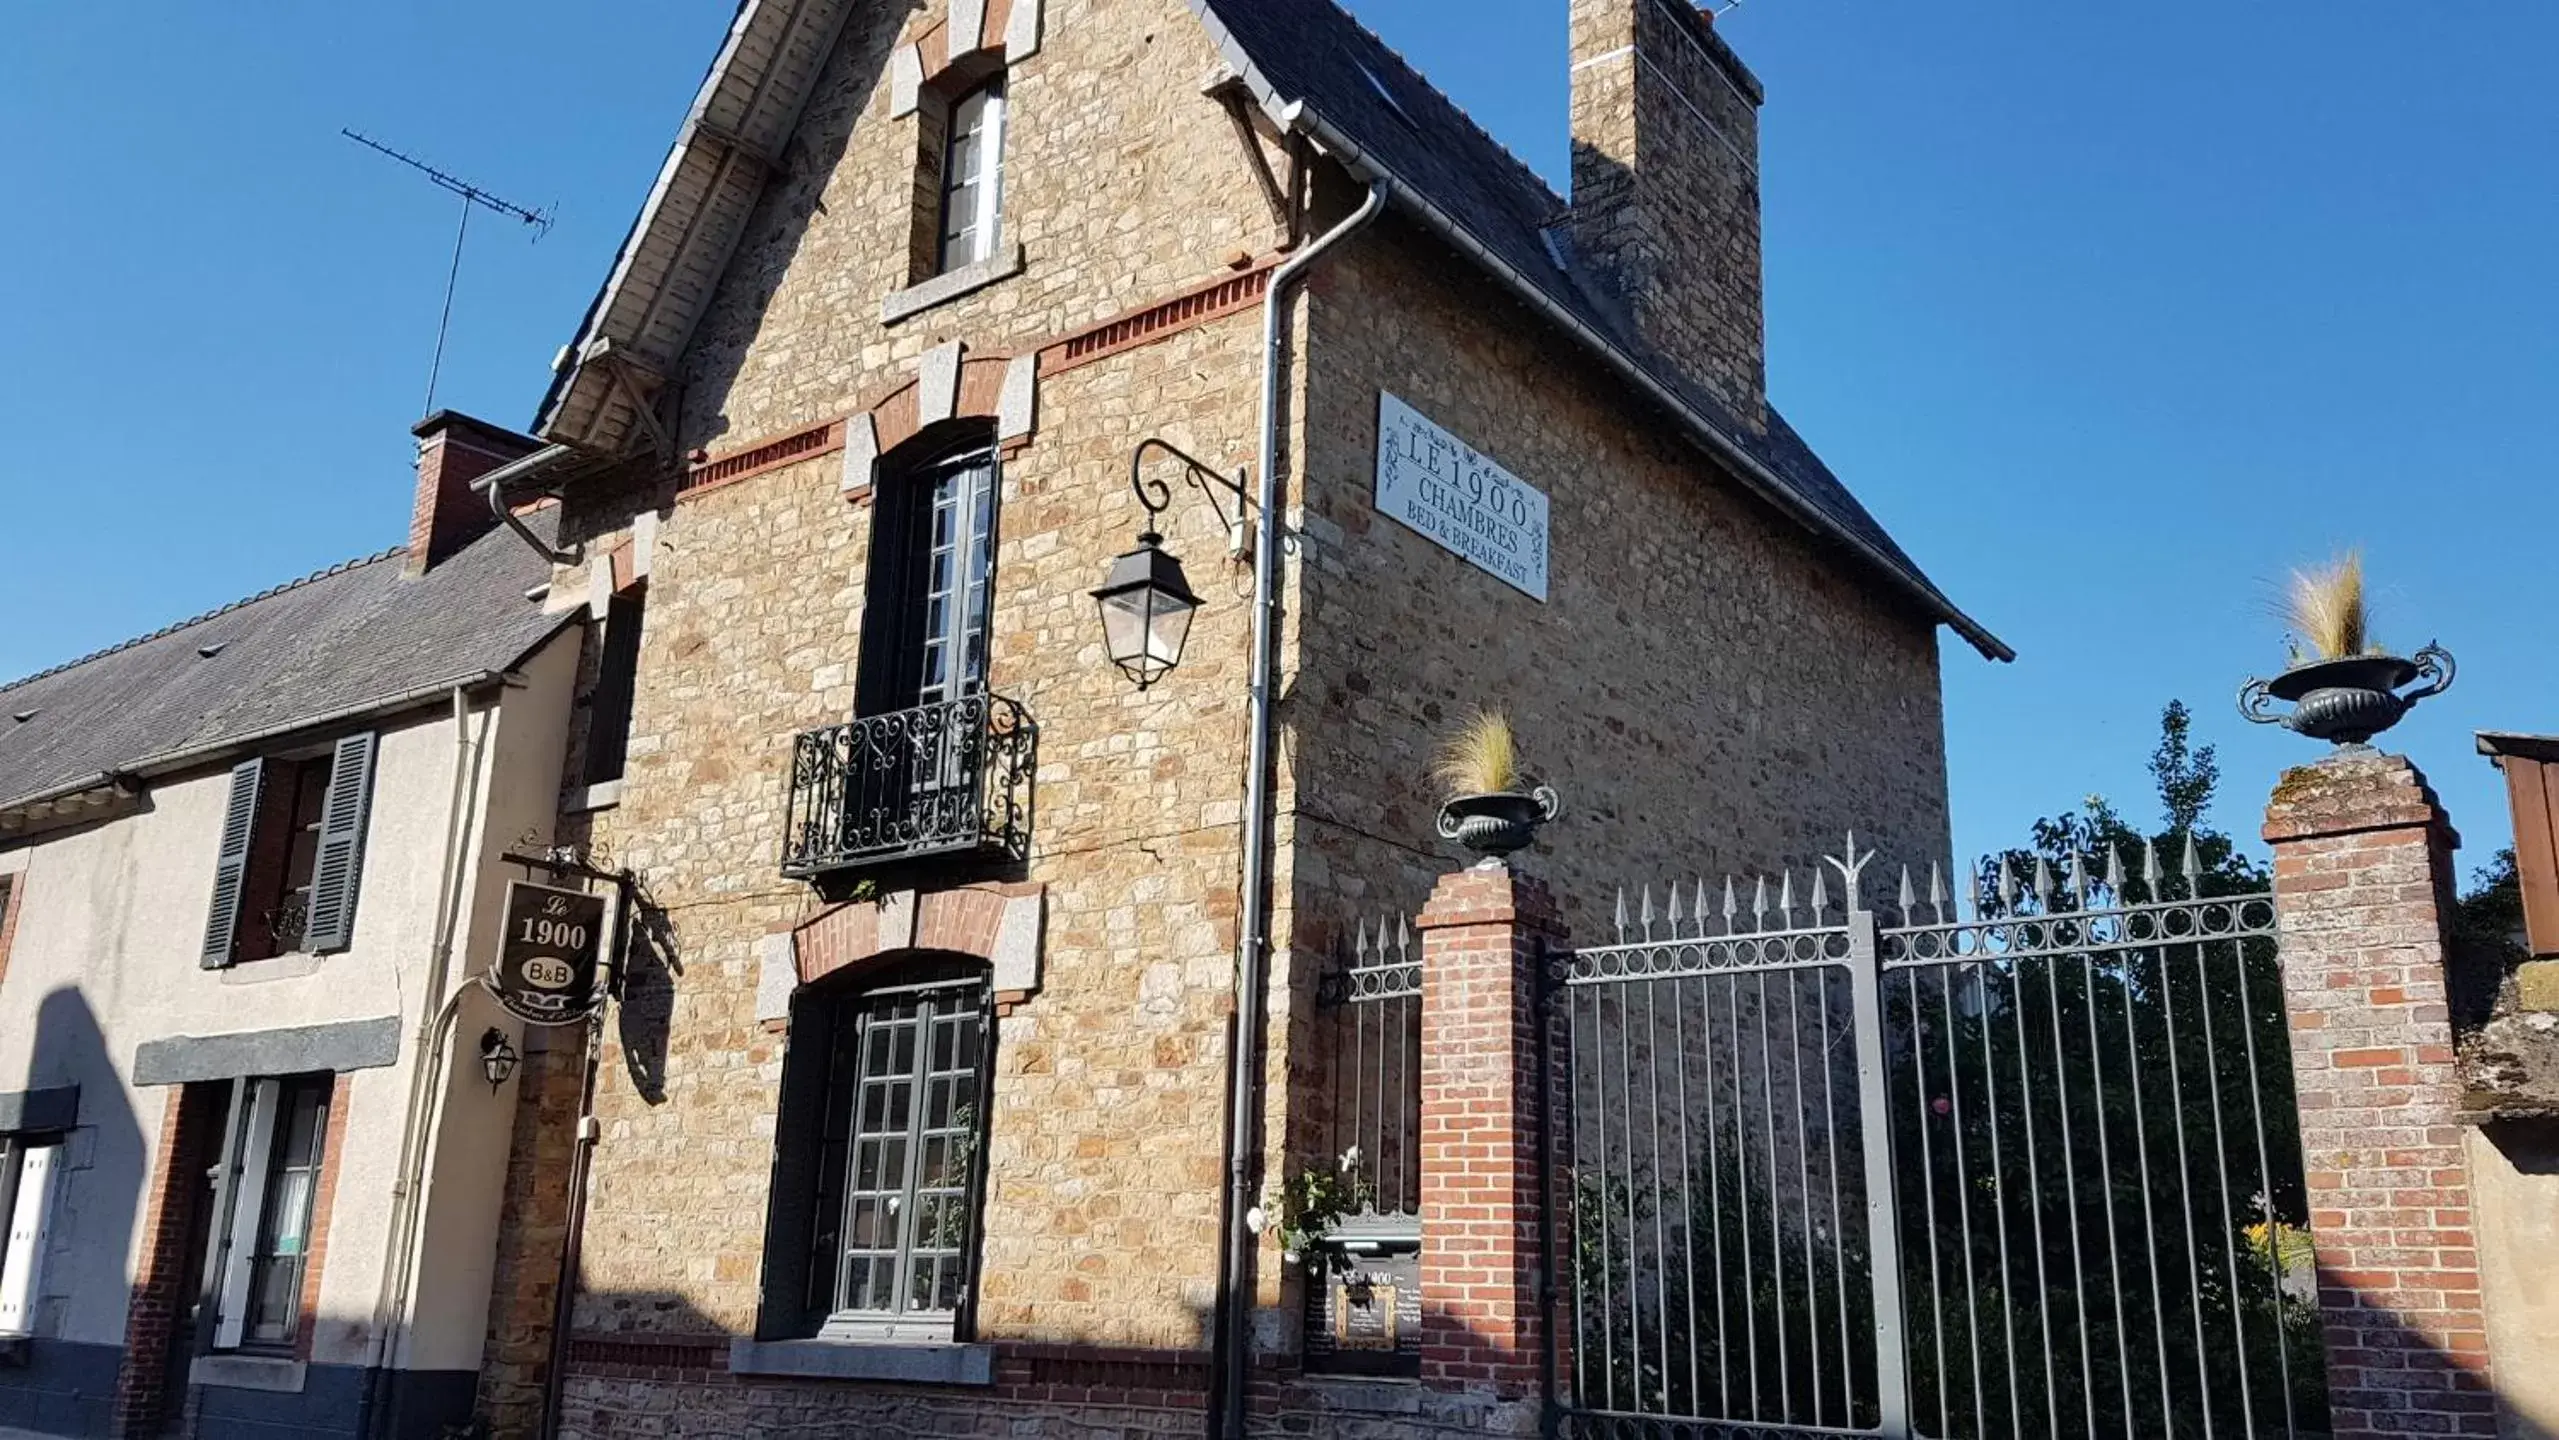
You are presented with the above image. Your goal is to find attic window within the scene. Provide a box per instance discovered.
[199,643,229,659]
[9,711,33,724]
[1355,60,1417,129]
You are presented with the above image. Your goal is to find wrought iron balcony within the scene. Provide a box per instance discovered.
[781,694,1036,879]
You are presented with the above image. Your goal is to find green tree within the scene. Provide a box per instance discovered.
[1891,701,2322,1439]
[1983,700,2266,907]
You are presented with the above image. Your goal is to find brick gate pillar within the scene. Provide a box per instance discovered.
[2265,752,2496,1438]
[1413,861,1567,1407]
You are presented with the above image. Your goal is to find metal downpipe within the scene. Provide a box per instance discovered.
[355,686,487,1440]
[1209,176,1390,1440]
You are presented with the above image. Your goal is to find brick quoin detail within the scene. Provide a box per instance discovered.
[112,1085,216,1438]
[0,873,21,999]
[2265,753,2496,1438]
[1414,862,1567,1403]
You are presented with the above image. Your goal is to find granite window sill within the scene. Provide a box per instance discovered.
[881,246,1025,326]
[567,779,624,814]
[728,1336,994,1387]
[192,1353,306,1393]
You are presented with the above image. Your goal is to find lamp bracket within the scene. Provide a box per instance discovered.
[1128,438,1258,548]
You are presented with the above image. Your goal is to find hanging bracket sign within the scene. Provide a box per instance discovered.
[488,881,608,1026]
[1373,392,1549,601]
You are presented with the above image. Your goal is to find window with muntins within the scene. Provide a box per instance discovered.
[211,1074,332,1352]
[859,436,998,719]
[937,78,1005,274]
[764,965,992,1343]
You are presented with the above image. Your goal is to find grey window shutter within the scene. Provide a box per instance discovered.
[302,733,377,954]
[200,760,265,968]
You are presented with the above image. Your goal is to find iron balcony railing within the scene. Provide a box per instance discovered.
[781,694,1036,878]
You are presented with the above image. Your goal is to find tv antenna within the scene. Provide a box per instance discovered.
[342,128,554,416]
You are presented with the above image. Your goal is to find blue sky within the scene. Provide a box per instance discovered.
[3,2,2550,876]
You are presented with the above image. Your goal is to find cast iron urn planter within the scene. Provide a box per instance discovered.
[2239,642,2454,750]
[1436,786,1562,864]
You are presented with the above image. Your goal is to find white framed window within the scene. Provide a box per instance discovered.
[209,1075,332,1352]
[761,963,994,1343]
[937,77,1006,274]
[0,1137,62,1335]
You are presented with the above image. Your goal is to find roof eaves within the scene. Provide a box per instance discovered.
[1210,72,2011,661]
[2479,732,2559,765]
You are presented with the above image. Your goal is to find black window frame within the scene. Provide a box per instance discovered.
[759,959,996,1344]
[584,587,647,788]
[856,428,1001,722]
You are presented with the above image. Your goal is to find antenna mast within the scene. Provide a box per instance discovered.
[342,128,554,416]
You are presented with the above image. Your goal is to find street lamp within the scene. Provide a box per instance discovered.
[1092,439,1249,690]
[478,1027,520,1090]
[1093,535,1202,689]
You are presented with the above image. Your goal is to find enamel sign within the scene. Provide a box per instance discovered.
[1373,392,1550,601]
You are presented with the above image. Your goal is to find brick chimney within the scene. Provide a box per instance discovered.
[407,411,541,576]
[1567,0,1768,431]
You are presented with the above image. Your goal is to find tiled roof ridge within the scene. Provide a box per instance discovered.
[1293,0,1569,217]
[0,546,408,698]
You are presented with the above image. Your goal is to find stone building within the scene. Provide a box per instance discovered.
[0,417,583,1438]
[478,0,2004,1434]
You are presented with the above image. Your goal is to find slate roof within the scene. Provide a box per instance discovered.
[1189,0,2008,659]
[0,515,575,813]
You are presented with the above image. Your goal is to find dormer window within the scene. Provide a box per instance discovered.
[936,77,1005,275]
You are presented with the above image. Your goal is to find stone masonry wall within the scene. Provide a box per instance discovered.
[674,0,1280,456]
[1288,219,1950,937]
[523,1,1954,1434]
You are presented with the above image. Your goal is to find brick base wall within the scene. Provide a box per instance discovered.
[111,1084,219,1438]
[477,1034,592,1438]
[555,1347,1539,1439]
[2267,753,2497,1438]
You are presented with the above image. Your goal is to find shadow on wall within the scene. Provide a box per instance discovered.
[2302,1249,2555,1440]
[613,877,682,1107]
[1,988,146,1438]
[552,1291,1245,1440]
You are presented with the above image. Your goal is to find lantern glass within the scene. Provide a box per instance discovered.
[1098,586,1195,687]
[478,1027,520,1089]
[1092,541,1202,689]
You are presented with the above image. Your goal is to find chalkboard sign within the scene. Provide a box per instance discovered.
[488,881,607,1027]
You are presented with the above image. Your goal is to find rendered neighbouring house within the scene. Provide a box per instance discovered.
[468,0,2005,1435]
[0,419,584,1439]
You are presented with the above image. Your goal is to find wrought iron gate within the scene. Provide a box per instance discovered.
[1550,841,2324,1439]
